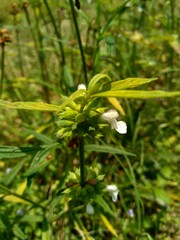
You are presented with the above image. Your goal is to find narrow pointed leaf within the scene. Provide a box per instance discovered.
[108,97,125,115]
[100,214,118,237]
[0,145,42,159]
[111,78,157,90]
[93,90,180,99]
[95,195,115,217]
[2,159,26,185]
[3,180,28,204]
[0,100,59,111]
[85,144,136,156]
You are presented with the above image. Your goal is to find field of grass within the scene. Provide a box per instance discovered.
[0,0,180,239]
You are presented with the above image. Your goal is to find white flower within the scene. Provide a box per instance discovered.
[86,202,94,215]
[106,185,119,202]
[5,168,11,173]
[87,0,92,3]
[101,109,127,134]
[78,84,86,90]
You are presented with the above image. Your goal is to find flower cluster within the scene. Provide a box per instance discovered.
[56,84,127,140]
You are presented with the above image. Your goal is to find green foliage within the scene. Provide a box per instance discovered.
[0,0,179,239]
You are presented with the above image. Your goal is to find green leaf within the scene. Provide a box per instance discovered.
[25,128,54,144]
[111,78,157,90]
[2,159,26,186]
[92,90,180,99]
[100,214,118,237]
[23,149,51,177]
[48,195,64,222]
[95,195,115,217]
[85,144,136,156]
[0,146,42,159]
[88,73,111,94]
[13,224,26,240]
[0,100,59,111]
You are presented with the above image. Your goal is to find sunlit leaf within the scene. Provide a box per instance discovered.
[0,100,60,111]
[92,90,180,99]
[1,180,29,204]
[108,97,125,115]
[100,214,118,237]
[111,78,157,90]
[16,179,27,195]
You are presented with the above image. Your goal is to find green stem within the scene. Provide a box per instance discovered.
[69,0,88,85]
[0,42,5,98]
[79,137,85,187]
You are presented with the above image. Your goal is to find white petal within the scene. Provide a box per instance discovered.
[106,185,118,192]
[106,185,119,203]
[86,203,94,215]
[109,119,118,129]
[78,84,86,90]
[111,191,118,202]
[101,109,119,121]
[115,121,127,134]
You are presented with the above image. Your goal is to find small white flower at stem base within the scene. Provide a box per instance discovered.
[101,109,127,134]
[78,84,86,90]
[106,185,119,202]
[86,202,94,215]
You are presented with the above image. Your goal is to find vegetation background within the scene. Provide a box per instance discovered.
[0,0,179,239]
